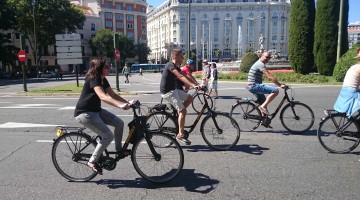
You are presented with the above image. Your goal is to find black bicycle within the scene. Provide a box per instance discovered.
[160,89,214,114]
[147,86,240,150]
[317,109,360,153]
[230,85,314,134]
[51,101,184,183]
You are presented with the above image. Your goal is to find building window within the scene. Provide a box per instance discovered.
[127,24,133,29]
[78,22,84,30]
[127,15,134,21]
[106,21,113,27]
[117,22,123,28]
[141,25,146,30]
[80,33,84,39]
[127,5,133,11]
[141,7,146,13]
[91,23,96,31]
[105,13,112,19]
[116,14,123,20]
[141,17,146,22]
[127,32,134,40]
[116,3,122,10]
[105,2,110,8]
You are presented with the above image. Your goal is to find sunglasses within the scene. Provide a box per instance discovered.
[265,56,271,59]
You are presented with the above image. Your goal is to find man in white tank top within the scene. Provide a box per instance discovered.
[334,47,360,116]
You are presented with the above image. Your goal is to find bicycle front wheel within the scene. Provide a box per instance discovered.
[280,102,315,134]
[131,133,184,183]
[201,112,240,150]
[317,113,360,153]
[230,101,261,131]
[192,93,213,114]
[52,132,97,181]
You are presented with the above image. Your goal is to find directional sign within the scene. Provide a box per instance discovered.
[17,50,27,63]
[57,59,83,65]
[55,34,83,65]
[57,46,82,53]
[56,40,81,47]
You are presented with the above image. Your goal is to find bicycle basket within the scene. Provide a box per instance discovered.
[128,117,146,144]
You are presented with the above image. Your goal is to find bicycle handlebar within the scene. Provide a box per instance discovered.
[130,100,141,109]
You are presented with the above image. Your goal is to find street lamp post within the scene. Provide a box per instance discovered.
[32,0,38,78]
[187,0,191,59]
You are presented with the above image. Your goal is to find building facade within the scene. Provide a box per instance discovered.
[147,0,290,63]
[348,21,360,49]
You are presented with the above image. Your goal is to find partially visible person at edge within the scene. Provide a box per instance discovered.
[201,60,210,90]
[160,49,201,145]
[333,47,360,117]
[207,63,219,98]
[180,59,199,91]
[122,62,130,83]
[74,58,134,175]
[247,51,286,115]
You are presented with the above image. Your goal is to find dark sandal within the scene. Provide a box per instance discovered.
[87,162,103,175]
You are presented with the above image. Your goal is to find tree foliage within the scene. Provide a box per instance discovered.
[7,0,85,64]
[240,52,259,73]
[134,43,151,64]
[313,0,340,75]
[288,0,315,74]
[90,28,114,57]
[339,0,349,57]
[333,44,360,82]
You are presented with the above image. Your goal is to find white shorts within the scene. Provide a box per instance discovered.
[161,89,190,111]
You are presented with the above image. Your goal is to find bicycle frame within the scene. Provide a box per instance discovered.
[240,86,296,121]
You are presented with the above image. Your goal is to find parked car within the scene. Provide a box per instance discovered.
[40,72,56,78]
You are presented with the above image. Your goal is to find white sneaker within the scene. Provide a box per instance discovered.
[259,106,269,115]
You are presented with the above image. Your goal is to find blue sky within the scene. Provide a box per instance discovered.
[147,0,360,23]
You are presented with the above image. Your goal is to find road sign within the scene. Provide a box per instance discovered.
[55,34,83,65]
[57,59,83,65]
[115,49,120,61]
[17,50,27,63]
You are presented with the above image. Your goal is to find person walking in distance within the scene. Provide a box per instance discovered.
[59,67,63,80]
[160,49,200,145]
[207,63,219,98]
[122,62,130,83]
[74,58,134,175]
[247,51,286,115]
[201,60,210,90]
[139,67,143,76]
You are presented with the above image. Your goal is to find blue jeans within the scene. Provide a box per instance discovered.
[248,83,278,104]
[75,109,124,163]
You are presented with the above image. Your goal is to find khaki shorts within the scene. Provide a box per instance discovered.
[161,89,190,111]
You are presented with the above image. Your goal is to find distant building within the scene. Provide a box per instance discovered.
[147,0,290,63]
[348,21,360,49]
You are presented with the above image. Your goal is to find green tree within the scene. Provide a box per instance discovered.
[240,52,259,73]
[288,0,315,74]
[8,0,85,74]
[0,0,16,65]
[134,43,151,63]
[90,28,114,57]
[117,34,135,66]
[313,0,340,75]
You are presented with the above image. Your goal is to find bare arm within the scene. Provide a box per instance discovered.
[94,86,130,110]
[263,70,284,87]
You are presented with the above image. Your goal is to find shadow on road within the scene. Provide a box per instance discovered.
[180,143,269,155]
[94,169,219,193]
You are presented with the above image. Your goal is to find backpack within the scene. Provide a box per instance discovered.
[206,65,211,79]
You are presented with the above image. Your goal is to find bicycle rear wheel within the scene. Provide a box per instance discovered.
[131,133,184,183]
[145,111,178,137]
[230,101,261,131]
[280,102,315,134]
[201,112,240,150]
[52,132,97,181]
[192,93,213,114]
[317,113,360,153]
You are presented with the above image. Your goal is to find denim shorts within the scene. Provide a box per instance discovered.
[248,84,278,104]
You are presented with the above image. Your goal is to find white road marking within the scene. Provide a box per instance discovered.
[0,122,64,128]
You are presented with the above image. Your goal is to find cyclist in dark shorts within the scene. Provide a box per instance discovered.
[160,49,200,145]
